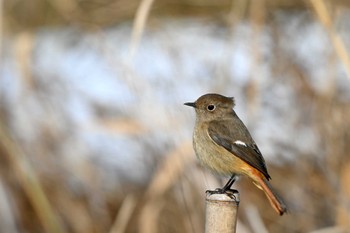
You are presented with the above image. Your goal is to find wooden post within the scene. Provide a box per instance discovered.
[205,191,240,233]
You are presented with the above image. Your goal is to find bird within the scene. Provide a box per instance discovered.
[184,93,287,215]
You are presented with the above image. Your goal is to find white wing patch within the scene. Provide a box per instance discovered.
[234,140,247,147]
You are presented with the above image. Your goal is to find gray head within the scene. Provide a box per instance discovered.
[184,93,235,121]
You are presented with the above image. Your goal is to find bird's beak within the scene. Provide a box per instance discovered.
[184,102,196,108]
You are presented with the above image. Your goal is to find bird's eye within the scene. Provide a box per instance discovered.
[207,104,216,111]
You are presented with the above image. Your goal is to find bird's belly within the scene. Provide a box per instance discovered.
[193,127,246,176]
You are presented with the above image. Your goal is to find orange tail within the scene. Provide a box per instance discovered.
[253,175,287,215]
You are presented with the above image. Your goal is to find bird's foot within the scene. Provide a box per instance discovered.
[206,188,239,200]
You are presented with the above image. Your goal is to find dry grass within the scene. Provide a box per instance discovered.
[1,0,350,233]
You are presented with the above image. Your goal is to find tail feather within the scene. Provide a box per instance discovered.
[254,176,287,215]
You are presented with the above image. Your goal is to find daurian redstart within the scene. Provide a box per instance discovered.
[185,93,287,215]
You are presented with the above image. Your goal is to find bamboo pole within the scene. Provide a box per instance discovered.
[205,191,240,233]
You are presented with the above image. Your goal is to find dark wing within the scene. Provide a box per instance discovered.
[208,119,271,180]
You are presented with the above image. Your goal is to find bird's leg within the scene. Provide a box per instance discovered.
[222,174,237,192]
[206,174,238,196]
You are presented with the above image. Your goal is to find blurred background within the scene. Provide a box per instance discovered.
[1,0,350,232]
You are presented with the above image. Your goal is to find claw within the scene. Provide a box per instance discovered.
[206,188,239,200]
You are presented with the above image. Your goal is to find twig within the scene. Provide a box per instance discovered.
[0,121,65,233]
[309,0,350,81]
[129,0,155,59]
[109,194,137,233]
